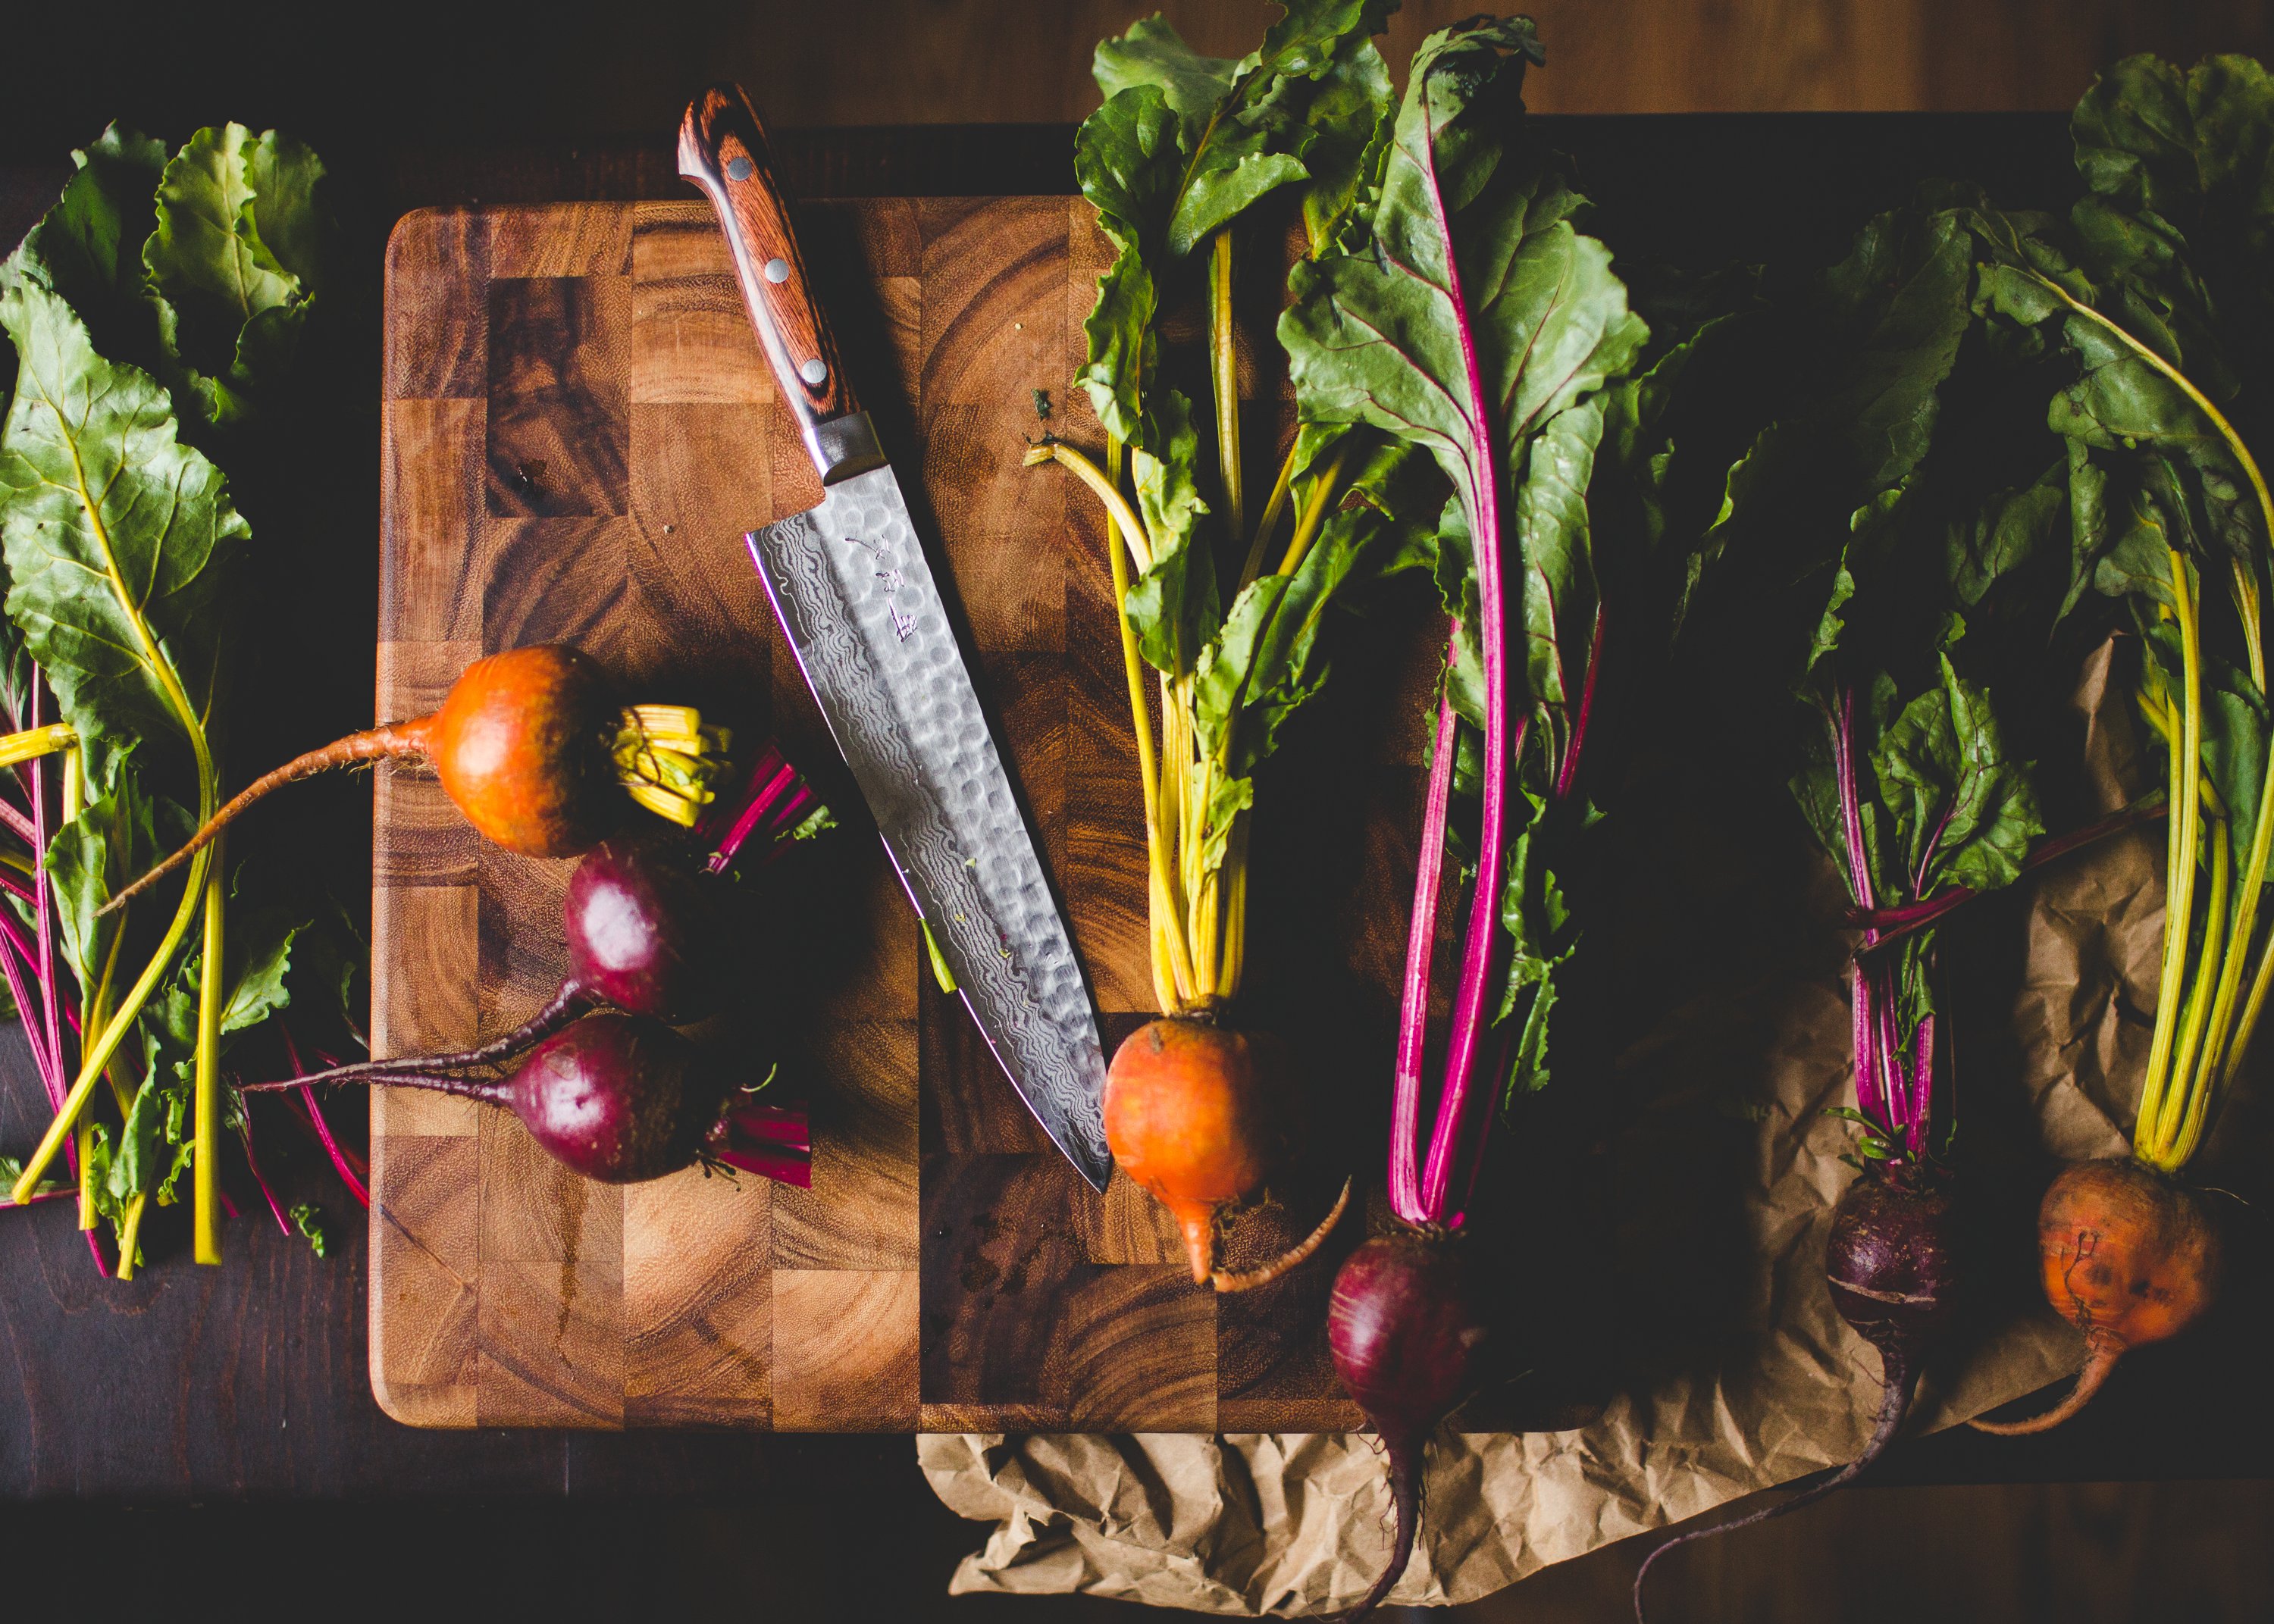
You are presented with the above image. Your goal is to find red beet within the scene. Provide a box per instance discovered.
[250,1010,810,1187]
[1327,1226,1490,1619]
[501,1012,725,1182]
[565,832,721,1022]
[1632,1167,1959,1620]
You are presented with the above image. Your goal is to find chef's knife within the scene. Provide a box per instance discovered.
[679,84,1111,1191]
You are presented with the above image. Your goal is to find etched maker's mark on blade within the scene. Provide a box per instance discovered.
[747,468,1110,1188]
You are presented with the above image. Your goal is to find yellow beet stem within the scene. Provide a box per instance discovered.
[2027,273,2274,1174]
[192,845,224,1264]
[613,706,728,826]
[1210,230,1243,543]
[1237,439,1301,595]
[2157,821,2225,1162]
[1024,438,1192,1009]
[11,840,211,1206]
[2135,556,2201,1170]
[0,721,77,768]
[1276,441,1349,582]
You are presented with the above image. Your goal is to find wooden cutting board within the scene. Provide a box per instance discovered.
[369,199,1385,1431]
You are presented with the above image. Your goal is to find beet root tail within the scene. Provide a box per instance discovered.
[275,983,596,1088]
[1176,1206,1217,1285]
[243,1067,509,1106]
[1966,1341,2119,1436]
[1345,1431,1423,1622]
[1213,1176,1352,1293]
[1630,1353,1917,1624]
[102,717,436,916]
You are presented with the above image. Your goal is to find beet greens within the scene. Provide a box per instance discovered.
[1031,0,1400,1019]
[1026,1,1408,1291]
[0,122,368,1274]
[1277,17,1759,1612]
[1627,189,2116,1611]
[1942,55,2274,1431]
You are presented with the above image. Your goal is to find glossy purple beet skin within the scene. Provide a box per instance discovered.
[1328,1227,1489,1619]
[563,834,719,1023]
[508,1012,726,1183]
[1329,1227,1489,1432]
[1825,1166,1962,1363]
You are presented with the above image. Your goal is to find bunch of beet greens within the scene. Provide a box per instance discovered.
[1277,16,1774,1613]
[1639,49,2274,1604]
[0,123,373,1273]
[1950,52,2274,1432]
[1633,194,2068,1611]
[1028,0,1415,1290]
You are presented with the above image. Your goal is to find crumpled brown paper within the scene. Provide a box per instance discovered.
[922,643,2158,1615]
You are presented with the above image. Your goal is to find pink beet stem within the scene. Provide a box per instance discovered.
[28,686,63,1141]
[719,1098,813,1188]
[279,1028,372,1204]
[0,908,61,1106]
[1908,1014,1934,1159]
[1850,959,1880,1128]
[727,1101,810,1151]
[1411,66,1512,1228]
[230,1100,296,1239]
[1389,687,1464,1225]
[1831,688,1877,914]
[0,796,34,847]
[1876,968,1906,1137]
[1553,604,1605,803]
[704,740,821,874]
[713,1144,813,1187]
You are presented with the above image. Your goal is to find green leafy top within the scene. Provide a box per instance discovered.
[1950,55,2274,1174]
[1283,19,1646,748]
[0,123,348,1250]
[1278,18,1680,1116]
[1074,1,1399,454]
[146,124,326,430]
[9,122,328,440]
[0,278,244,790]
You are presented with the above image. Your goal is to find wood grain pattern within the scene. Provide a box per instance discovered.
[377,198,1362,1431]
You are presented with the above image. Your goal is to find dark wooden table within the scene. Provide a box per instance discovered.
[2,112,2269,1616]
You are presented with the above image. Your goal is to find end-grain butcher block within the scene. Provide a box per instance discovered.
[370,199,1417,1431]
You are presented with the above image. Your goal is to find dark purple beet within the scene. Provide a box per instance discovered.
[248,1009,812,1187]
[565,832,720,1022]
[273,836,723,1091]
[507,1012,728,1183]
[1632,1166,1959,1622]
[1328,1226,1489,1620]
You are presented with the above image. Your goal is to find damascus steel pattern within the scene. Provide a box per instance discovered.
[749,465,1111,1190]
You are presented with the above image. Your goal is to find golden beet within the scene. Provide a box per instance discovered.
[1975,1157,2221,1435]
[1104,1016,1295,1284]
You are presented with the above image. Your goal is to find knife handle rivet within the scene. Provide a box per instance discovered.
[726,155,754,181]
[800,358,828,386]
[763,257,790,284]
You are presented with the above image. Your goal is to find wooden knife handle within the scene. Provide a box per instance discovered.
[679,84,872,480]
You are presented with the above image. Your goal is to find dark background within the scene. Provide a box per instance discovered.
[4,2,2274,1619]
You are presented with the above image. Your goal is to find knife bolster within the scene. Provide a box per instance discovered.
[812,411,888,486]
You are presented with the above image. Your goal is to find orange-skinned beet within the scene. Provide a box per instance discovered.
[1104,1016,1295,1284]
[1973,1158,2221,1434]
[424,645,622,856]
[103,646,626,914]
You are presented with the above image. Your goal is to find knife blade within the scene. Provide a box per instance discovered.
[678,84,1111,1191]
